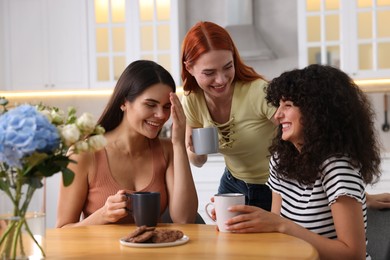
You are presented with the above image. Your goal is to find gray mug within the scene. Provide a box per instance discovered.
[126,192,160,227]
[192,127,219,155]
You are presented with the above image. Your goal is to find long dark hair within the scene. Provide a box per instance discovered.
[265,64,381,185]
[98,60,176,132]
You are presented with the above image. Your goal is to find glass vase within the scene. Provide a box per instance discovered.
[0,176,46,260]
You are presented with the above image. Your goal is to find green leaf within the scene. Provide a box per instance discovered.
[0,179,8,191]
[27,177,44,189]
[61,168,75,187]
[24,152,49,171]
[23,154,72,178]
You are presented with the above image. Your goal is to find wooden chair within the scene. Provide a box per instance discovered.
[366,208,390,260]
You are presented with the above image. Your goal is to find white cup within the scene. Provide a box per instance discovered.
[192,127,219,155]
[205,193,245,232]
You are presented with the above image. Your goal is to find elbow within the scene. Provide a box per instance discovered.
[55,221,65,228]
[192,161,205,168]
[189,154,207,168]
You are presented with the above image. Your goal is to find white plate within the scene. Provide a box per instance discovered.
[120,235,189,248]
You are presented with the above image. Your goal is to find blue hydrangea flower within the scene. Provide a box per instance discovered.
[0,105,60,168]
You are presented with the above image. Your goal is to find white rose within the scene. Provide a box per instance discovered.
[74,140,89,153]
[87,135,107,151]
[39,110,52,122]
[76,113,96,133]
[60,124,81,146]
[95,125,106,135]
[51,109,65,125]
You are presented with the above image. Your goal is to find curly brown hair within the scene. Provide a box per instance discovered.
[265,64,381,185]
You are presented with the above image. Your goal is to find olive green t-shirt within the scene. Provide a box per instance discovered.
[182,79,276,184]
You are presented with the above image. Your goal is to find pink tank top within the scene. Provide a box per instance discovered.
[82,138,168,224]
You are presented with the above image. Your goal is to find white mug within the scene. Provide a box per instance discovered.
[192,127,219,155]
[205,193,245,232]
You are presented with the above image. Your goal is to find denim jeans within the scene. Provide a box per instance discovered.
[218,168,272,211]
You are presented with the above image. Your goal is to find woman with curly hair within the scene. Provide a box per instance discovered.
[221,64,381,259]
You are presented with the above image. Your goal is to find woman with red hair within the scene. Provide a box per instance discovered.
[181,21,277,210]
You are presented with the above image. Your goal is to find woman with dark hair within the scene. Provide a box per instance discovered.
[181,21,277,210]
[223,64,381,259]
[56,60,198,227]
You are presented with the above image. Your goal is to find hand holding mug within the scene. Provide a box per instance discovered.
[101,190,129,223]
[192,127,219,155]
[205,193,245,232]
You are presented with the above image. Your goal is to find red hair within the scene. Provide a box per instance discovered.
[181,21,266,94]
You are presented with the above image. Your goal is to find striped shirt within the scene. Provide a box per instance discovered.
[266,155,370,259]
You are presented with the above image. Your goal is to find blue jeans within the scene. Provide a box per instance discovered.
[218,168,272,211]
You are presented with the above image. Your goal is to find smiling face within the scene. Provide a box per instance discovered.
[275,99,304,151]
[123,83,172,139]
[186,50,235,99]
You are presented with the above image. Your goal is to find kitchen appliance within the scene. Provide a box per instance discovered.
[224,0,275,60]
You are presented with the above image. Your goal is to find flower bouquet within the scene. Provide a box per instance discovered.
[0,97,106,259]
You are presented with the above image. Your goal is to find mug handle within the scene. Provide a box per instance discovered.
[125,193,133,214]
[205,202,216,222]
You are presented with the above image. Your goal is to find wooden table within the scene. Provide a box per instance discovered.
[46,224,319,259]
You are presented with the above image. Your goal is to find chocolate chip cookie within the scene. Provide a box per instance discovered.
[122,226,156,243]
[122,226,184,243]
[151,229,184,243]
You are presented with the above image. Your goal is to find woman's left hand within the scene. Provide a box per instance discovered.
[169,92,186,145]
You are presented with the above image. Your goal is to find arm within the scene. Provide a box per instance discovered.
[270,191,282,214]
[164,93,198,223]
[56,151,128,228]
[226,195,366,260]
[185,124,208,167]
[366,192,390,209]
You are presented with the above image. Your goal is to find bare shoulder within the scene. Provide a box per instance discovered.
[69,149,95,162]
[67,149,97,174]
[158,138,173,160]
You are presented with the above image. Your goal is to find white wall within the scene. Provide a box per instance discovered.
[0,0,5,88]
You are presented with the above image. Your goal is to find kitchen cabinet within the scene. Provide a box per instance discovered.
[87,0,182,89]
[2,0,89,90]
[366,153,390,195]
[298,0,390,80]
[191,155,225,224]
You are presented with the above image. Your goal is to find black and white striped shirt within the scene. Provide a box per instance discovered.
[267,155,370,259]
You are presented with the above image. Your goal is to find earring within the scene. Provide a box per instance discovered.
[120,106,125,112]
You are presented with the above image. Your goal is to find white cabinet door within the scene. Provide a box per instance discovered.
[4,0,89,90]
[46,0,89,90]
[6,0,47,90]
[366,154,390,195]
[191,155,225,224]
